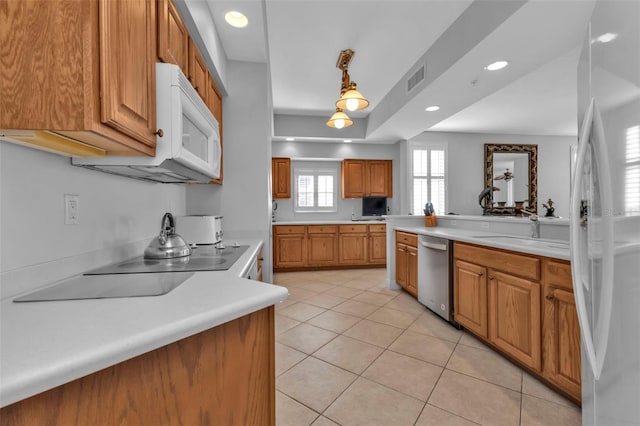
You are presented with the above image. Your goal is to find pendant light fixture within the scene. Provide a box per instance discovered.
[326,49,369,128]
[326,108,353,129]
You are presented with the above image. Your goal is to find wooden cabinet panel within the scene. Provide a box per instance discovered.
[339,224,368,234]
[157,0,189,73]
[396,231,418,246]
[99,0,157,147]
[257,248,264,282]
[308,225,338,234]
[274,225,305,235]
[454,243,540,281]
[273,235,306,268]
[0,307,275,425]
[368,233,387,265]
[488,270,541,371]
[366,160,393,197]
[339,233,367,264]
[368,224,387,233]
[406,245,418,297]
[272,158,291,199]
[308,234,339,266]
[542,260,581,401]
[454,259,488,338]
[341,159,392,198]
[341,160,366,198]
[188,38,208,100]
[207,74,223,184]
[396,244,408,288]
[395,230,417,297]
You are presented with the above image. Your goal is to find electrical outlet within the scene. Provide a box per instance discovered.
[65,194,79,225]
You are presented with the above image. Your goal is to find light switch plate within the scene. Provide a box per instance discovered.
[64,194,79,225]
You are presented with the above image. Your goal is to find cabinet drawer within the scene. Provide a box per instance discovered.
[274,225,306,235]
[543,259,573,291]
[395,231,417,247]
[339,224,367,234]
[368,224,386,233]
[308,225,338,234]
[454,242,540,281]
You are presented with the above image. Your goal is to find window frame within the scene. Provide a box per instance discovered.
[293,165,339,213]
[408,141,448,215]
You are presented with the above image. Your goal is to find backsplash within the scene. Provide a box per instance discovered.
[0,142,186,300]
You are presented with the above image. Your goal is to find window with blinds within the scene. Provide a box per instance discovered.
[294,165,339,212]
[410,142,447,215]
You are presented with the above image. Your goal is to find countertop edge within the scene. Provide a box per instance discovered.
[0,239,288,408]
[394,226,570,260]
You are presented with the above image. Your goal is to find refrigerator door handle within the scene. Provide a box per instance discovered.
[570,98,615,380]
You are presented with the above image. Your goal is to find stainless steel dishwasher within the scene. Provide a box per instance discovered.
[417,235,452,322]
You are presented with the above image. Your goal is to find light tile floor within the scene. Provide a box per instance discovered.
[273,269,581,426]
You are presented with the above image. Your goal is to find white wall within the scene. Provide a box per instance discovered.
[186,61,273,279]
[0,142,186,298]
[409,132,576,217]
[271,141,401,221]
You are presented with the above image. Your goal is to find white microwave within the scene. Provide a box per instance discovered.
[73,63,220,183]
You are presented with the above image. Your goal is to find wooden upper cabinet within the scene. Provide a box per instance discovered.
[188,38,208,100]
[157,0,189,73]
[99,0,157,148]
[341,160,366,198]
[341,160,392,198]
[207,74,223,184]
[272,158,291,199]
[1,0,157,156]
[366,160,393,197]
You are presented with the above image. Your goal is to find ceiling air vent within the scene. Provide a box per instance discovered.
[407,65,425,92]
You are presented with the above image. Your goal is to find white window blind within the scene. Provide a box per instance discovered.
[294,165,338,212]
[410,142,447,215]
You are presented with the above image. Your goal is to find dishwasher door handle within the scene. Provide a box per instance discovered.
[420,241,448,251]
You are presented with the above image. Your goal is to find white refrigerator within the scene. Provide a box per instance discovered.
[572,1,640,425]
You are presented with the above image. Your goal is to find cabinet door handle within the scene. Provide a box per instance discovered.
[546,294,555,300]
[155,129,164,137]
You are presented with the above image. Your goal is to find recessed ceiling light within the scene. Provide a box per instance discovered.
[485,60,509,71]
[425,105,440,112]
[225,11,248,28]
[344,139,352,143]
[594,33,618,43]
[285,137,295,141]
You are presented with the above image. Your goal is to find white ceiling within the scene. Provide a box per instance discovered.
[206,0,596,142]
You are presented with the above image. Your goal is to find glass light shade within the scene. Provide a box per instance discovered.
[336,88,369,112]
[326,109,353,129]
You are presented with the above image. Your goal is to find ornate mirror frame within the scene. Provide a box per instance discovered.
[484,144,538,214]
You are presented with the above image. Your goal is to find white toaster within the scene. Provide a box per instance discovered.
[175,215,223,245]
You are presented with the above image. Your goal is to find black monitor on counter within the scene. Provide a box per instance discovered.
[362,196,387,216]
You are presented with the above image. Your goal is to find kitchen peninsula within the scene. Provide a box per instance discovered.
[0,240,288,425]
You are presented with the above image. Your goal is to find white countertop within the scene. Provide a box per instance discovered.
[0,239,288,407]
[395,226,570,260]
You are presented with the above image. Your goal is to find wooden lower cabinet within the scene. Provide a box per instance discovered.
[273,224,386,271]
[339,225,368,265]
[308,226,338,266]
[273,226,306,269]
[488,270,541,370]
[542,260,581,401]
[368,224,387,265]
[453,259,488,338]
[395,231,418,297]
[453,242,581,404]
[0,307,276,425]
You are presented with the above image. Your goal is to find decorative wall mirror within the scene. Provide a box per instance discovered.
[484,144,538,215]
